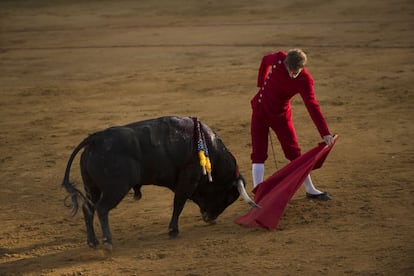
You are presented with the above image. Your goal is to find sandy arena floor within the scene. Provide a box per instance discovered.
[0,0,413,275]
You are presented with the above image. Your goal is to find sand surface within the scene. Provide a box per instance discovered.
[0,0,413,275]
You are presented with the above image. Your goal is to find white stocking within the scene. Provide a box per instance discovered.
[252,163,265,188]
[303,174,323,195]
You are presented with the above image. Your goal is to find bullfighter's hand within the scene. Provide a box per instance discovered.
[323,135,334,146]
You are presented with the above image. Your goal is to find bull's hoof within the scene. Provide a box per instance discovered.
[168,229,179,238]
[87,239,100,249]
[102,242,113,252]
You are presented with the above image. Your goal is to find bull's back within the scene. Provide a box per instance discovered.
[83,117,198,188]
[131,117,198,186]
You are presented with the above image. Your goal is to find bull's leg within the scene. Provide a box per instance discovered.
[168,166,199,237]
[81,170,101,249]
[95,203,112,251]
[168,194,187,237]
[95,187,129,251]
[82,201,99,248]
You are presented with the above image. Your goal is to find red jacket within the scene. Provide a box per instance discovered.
[252,51,330,137]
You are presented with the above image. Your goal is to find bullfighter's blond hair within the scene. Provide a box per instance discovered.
[284,49,307,71]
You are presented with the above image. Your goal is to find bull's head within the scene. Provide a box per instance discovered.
[192,175,260,224]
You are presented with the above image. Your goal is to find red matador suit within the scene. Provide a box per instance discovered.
[250,51,331,163]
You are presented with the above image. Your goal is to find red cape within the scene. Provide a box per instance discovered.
[235,137,337,230]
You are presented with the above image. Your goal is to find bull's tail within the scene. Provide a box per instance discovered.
[62,133,96,217]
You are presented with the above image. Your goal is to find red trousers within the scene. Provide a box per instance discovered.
[251,104,301,163]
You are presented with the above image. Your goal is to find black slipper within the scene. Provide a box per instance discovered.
[306,192,331,201]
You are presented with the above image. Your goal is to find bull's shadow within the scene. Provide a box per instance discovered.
[0,243,95,275]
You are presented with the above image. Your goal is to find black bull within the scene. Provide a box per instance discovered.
[62,116,259,250]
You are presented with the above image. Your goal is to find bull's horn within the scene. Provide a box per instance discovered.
[237,179,261,209]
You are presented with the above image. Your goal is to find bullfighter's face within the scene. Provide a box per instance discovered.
[287,67,302,79]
